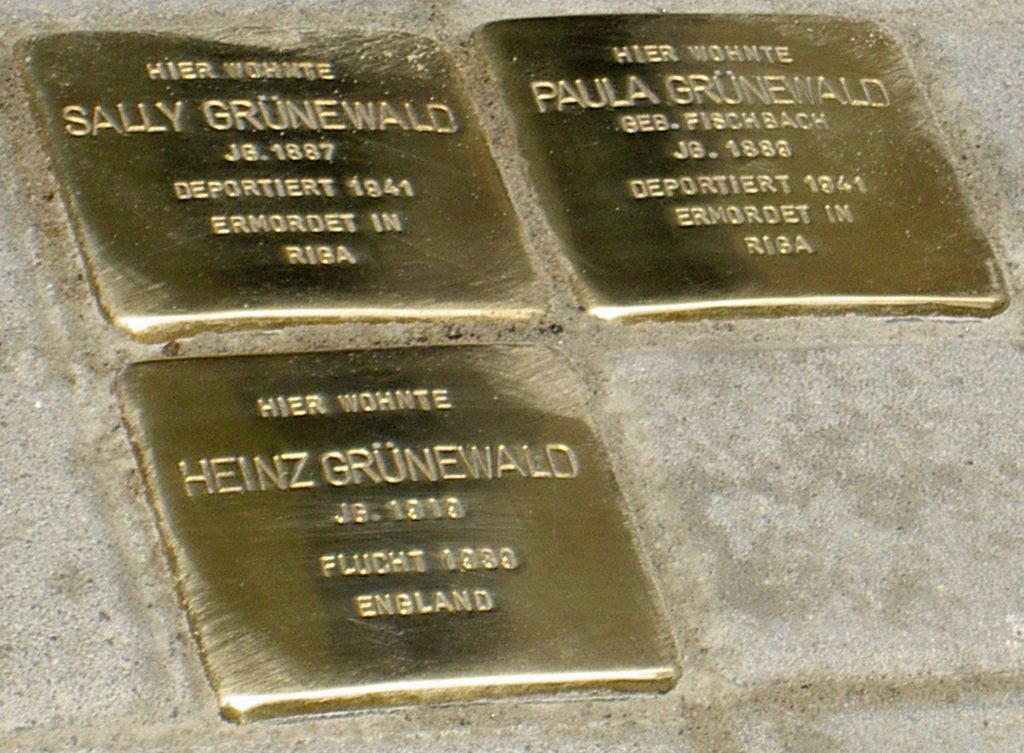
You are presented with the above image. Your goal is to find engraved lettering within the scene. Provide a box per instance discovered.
[434,445,466,480]
[220,60,335,81]
[611,44,680,64]
[178,458,214,496]
[210,457,243,494]
[320,549,427,577]
[530,75,661,113]
[208,212,358,235]
[256,394,328,418]
[663,73,890,108]
[546,444,580,478]
[629,174,792,198]
[61,105,91,136]
[180,442,579,494]
[685,44,793,64]
[673,203,812,227]
[174,176,337,200]
[285,244,357,265]
[336,388,453,413]
[61,100,187,136]
[353,588,495,618]
[199,97,459,133]
[145,60,217,80]
[743,234,816,256]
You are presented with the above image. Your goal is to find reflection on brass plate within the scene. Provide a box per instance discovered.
[478,15,1006,318]
[22,32,539,340]
[121,347,677,722]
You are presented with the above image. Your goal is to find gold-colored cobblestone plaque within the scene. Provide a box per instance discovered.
[122,347,677,722]
[23,32,540,339]
[478,15,1006,318]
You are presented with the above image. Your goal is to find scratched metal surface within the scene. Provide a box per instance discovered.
[478,15,1005,319]
[2,0,1024,751]
[22,31,540,340]
[121,347,674,722]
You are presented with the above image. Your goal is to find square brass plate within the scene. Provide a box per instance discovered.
[121,347,677,722]
[478,15,1006,319]
[22,32,540,340]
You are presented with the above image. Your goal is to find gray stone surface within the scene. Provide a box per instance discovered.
[731,686,1024,752]
[1,0,1024,750]
[0,128,192,734]
[604,342,1024,690]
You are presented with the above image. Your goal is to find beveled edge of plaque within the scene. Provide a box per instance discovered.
[589,293,1009,321]
[118,345,681,723]
[475,14,1010,322]
[116,305,543,343]
[221,668,679,723]
[18,31,546,342]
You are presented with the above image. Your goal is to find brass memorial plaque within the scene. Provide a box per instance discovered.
[121,347,677,722]
[478,15,1006,318]
[22,32,540,339]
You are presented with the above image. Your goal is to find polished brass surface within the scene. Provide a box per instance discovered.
[121,347,677,722]
[478,15,1006,319]
[22,32,539,340]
